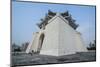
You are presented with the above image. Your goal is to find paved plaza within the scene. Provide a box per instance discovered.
[11,51,96,67]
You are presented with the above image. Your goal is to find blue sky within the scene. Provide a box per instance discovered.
[12,1,96,47]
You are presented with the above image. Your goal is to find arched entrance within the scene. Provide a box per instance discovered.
[37,33,45,53]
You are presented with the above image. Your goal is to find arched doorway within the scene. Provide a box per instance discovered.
[38,33,45,53]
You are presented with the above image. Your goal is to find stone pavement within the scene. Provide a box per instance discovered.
[11,51,96,67]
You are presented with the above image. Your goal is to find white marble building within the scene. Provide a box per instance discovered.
[26,10,87,56]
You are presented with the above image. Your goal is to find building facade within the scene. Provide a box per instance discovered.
[26,10,87,56]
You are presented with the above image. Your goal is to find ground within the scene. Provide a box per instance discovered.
[11,51,96,67]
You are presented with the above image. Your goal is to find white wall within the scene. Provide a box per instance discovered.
[40,14,87,56]
[26,32,40,53]
[74,32,88,52]
[40,15,59,56]
[58,15,77,56]
[26,13,88,56]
